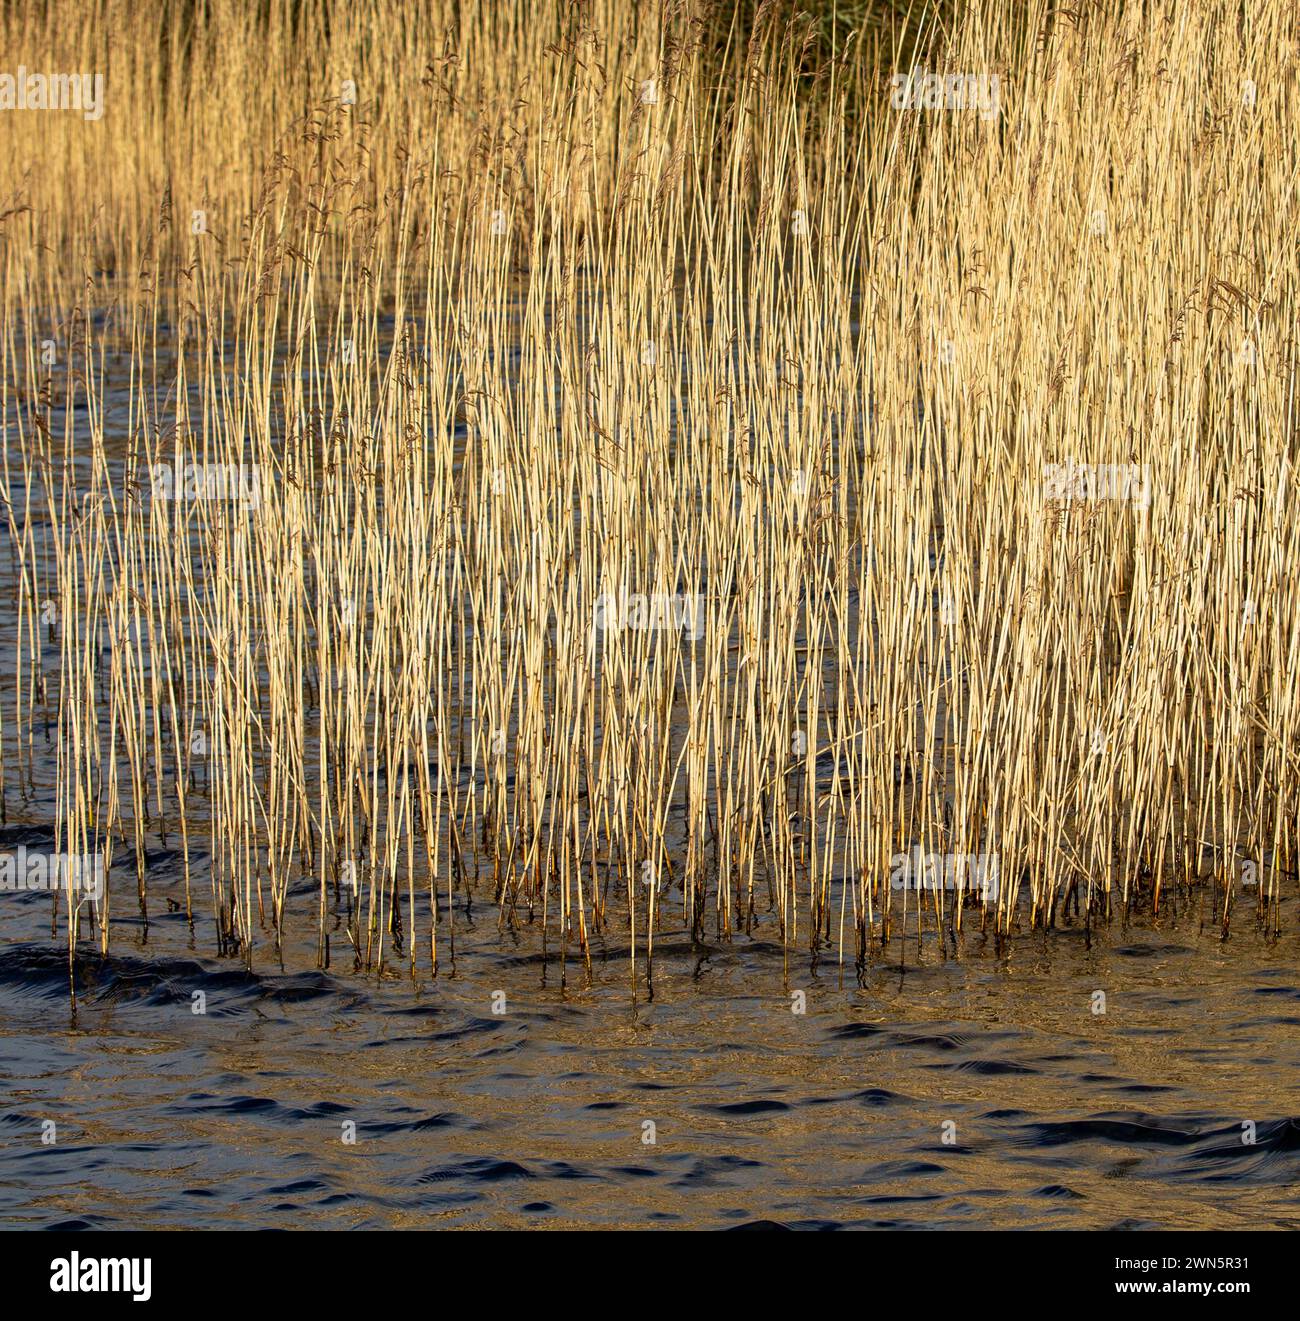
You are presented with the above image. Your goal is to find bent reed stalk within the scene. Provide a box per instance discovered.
[0,0,1297,988]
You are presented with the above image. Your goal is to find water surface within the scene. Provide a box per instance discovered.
[3,870,1298,1229]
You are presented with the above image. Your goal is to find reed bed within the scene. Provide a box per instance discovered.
[1,0,1297,989]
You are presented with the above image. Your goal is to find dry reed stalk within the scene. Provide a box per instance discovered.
[0,0,1296,993]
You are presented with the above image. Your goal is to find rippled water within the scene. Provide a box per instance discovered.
[2,353,1298,1229]
[4,851,1299,1229]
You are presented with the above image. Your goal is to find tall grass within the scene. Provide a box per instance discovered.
[1,0,1297,989]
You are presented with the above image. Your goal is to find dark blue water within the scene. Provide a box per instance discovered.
[3,867,1299,1228]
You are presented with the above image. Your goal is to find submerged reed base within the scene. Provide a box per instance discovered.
[0,0,1297,992]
